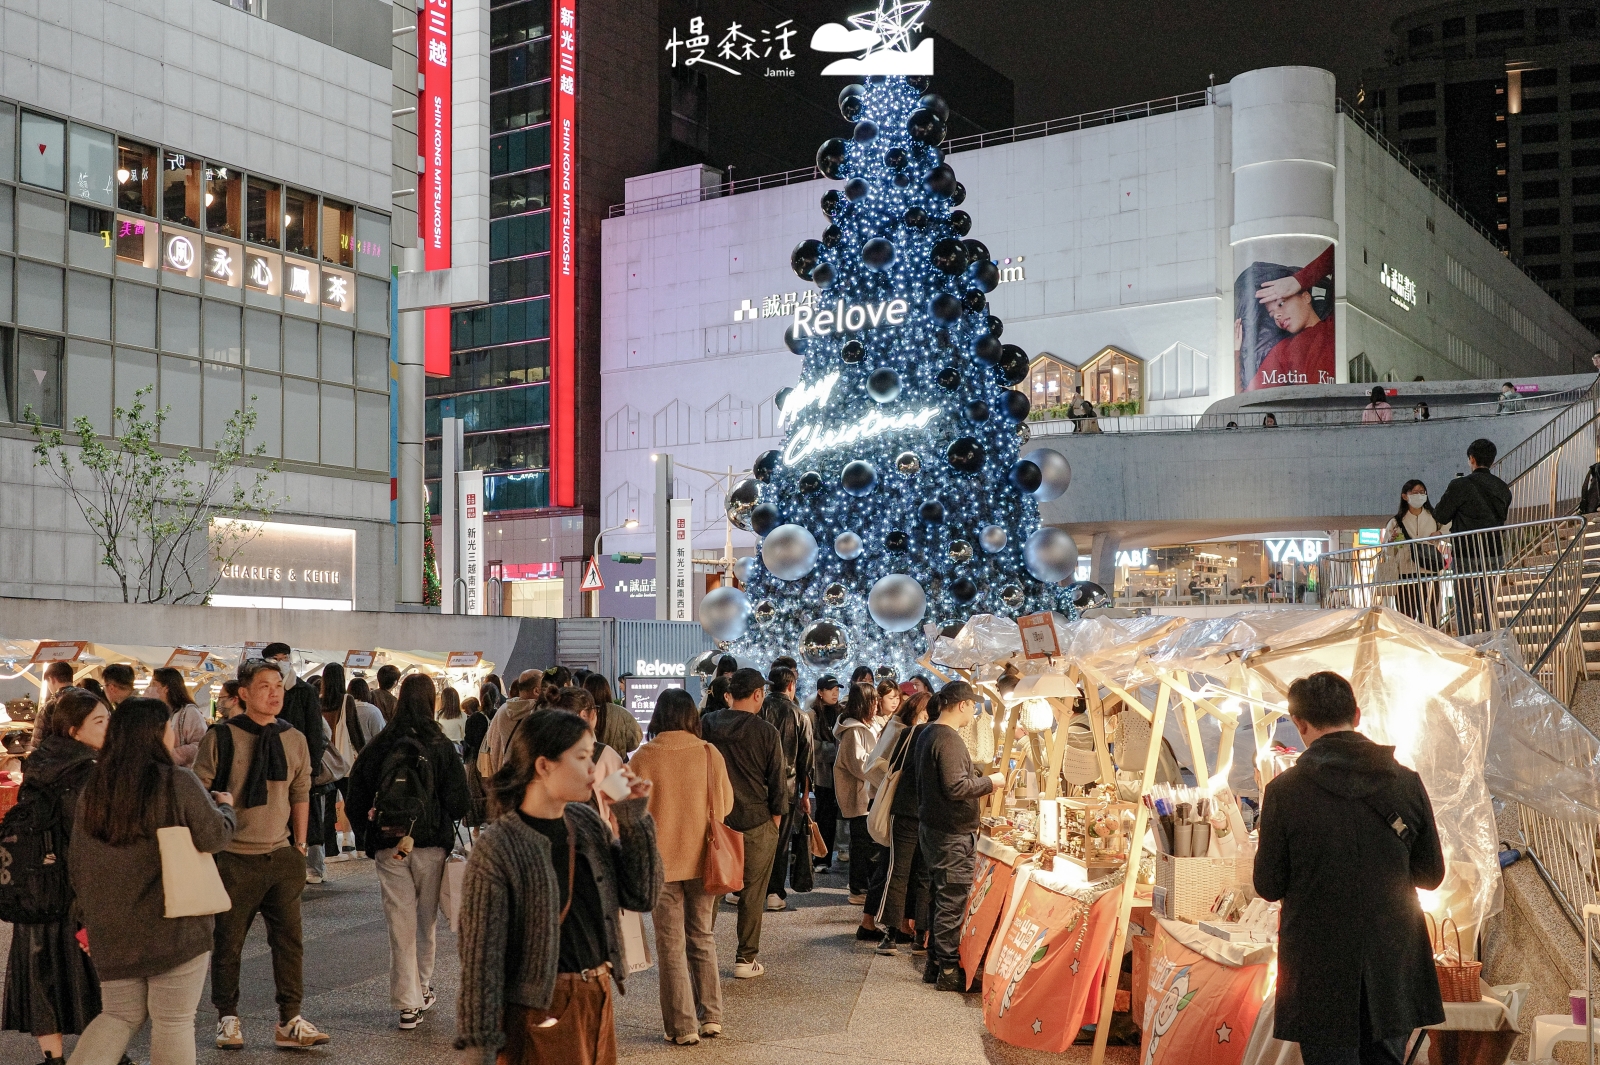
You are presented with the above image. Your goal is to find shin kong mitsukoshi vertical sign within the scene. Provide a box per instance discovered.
[420,0,453,376]
[551,0,577,507]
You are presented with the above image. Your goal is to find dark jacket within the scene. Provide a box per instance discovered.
[700,708,788,830]
[1254,730,1445,1045]
[759,691,812,795]
[23,734,97,853]
[346,724,471,857]
[455,799,661,1063]
[1432,468,1511,537]
[916,722,994,833]
[807,695,841,788]
[278,677,327,777]
[889,723,926,819]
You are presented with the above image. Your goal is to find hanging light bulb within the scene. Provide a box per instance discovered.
[116,168,132,184]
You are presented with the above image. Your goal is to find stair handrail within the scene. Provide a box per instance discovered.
[1493,372,1600,490]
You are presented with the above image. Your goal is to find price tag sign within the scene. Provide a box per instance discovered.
[242,642,270,660]
[30,641,86,663]
[165,648,211,671]
[446,651,483,669]
[1018,612,1061,660]
[344,650,376,669]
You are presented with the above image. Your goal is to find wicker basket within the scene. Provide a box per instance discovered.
[1154,853,1238,923]
[1428,914,1482,1003]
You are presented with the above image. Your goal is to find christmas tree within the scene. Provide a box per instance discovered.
[700,67,1076,679]
[422,494,441,608]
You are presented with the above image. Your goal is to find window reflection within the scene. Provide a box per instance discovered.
[162,151,202,227]
[284,187,317,257]
[247,178,281,247]
[205,164,241,236]
[116,140,158,216]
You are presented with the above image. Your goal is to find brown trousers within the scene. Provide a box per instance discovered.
[501,972,615,1065]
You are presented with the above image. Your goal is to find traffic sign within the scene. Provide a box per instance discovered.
[581,556,604,591]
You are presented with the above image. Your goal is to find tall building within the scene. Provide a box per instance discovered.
[1361,0,1600,335]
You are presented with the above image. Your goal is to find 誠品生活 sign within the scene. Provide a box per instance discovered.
[209,519,357,609]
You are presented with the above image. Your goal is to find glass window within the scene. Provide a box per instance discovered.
[202,362,242,448]
[490,0,549,47]
[68,125,114,207]
[490,256,549,301]
[490,126,551,175]
[354,208,388,276]
[244,370,281,457]
[162,151,202,227]
[490,170,550,217]
[204,164,241,236]
[0,256,13,323]
[17,190,66,261]
[356,333,388,389]
[204,300,241,362]
[0,104,14,183]
[0,186,12,253]
[243,248,280,294]
[113,347,158,415]
[490,39,551,90]
[320,384,354,466]
[14,332,63,425]
[491,83,551,133]
[243,308,280,369]
[321,326,353,382]
[114,215,157,268]
[67,271,111,340]
[322,198,354,267]
[116,139,159,216]
[320,266,354,314]
[489,212,549,258]
[203,239,241,289]
[282,376,319,461]
[357,276,389,334]
[283,317,317,377]
[161,228,201,277]
[283,257,319,309]
[284,187,317,258]
[158,355,200,446]
[159,291,200,357]
[0,328,11,416]
[17,261,63,331]
[357,390,388,471]
[1025,355,1081,413]
[247,178,281,247]
[66,340,113,434]
[20,112,65,191]
[114,281,157,348]
[464,427,547,471]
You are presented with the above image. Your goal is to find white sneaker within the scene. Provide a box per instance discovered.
[327,851,352,863]
[305,872,324,885]
[765,893,787,912]
[699,1022,723,1038]
[274,1015,331,1048]
[847,893,866,905]
[216,1015,243,1049]
[664,1032,700,1045]
[419,988,437,1013]
[733,959,765,979]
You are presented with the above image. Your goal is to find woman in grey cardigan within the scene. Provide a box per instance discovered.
[455,708,661,1065]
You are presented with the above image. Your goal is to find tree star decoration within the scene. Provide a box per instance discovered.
[849,0,930,55]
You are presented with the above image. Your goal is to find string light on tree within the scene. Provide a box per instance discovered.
[698,63,1076,677]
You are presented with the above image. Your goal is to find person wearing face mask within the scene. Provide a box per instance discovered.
[1382,480,1449,623]
[1496,381,1523,414]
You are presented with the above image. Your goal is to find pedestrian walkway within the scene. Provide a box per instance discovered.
[1,856,1135,1064]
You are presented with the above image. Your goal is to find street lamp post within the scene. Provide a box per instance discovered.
[590,518,638,617]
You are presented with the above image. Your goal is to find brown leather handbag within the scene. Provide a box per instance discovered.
[700,745,744,895]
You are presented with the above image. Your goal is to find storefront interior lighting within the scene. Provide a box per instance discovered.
[116,168,131,184]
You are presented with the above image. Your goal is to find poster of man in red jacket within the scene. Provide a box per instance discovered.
[1234,243,1334,392]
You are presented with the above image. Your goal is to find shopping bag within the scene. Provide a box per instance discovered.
[441,852,468,933]
[618,907,653,973]
[701,746,744,895]
[808,817,828,858]
[157,826,232,918]
[789,812,815,893]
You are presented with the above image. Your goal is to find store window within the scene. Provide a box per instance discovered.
[68,125,114,206]
[12,332,63,425]
[114,214,158,268]
[20,112,64,191]
[1080,346,1143,410]
[1025,354,1082,414]
[205,164,241,236]
[162,151,202,227]
[284,187,317,258]
[116,139,159,216]
[322,197,353,267]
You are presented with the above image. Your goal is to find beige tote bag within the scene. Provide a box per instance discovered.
[158,776,232,918]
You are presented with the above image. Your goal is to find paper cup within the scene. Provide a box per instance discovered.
[1572,990,1588,1025]
[596,769,632,802]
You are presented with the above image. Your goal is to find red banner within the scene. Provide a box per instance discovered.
[419,0,453,377]
[1141,924,1272,1065]
[981,879,1121,1053]
[959,852,1017,981]
[549,0,577,506]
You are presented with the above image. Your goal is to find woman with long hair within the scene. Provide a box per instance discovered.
[628,689,733,1044]
[436,686,466,745]
[583,674,641,757]
[67,697,235,1065]
[874,680,903,738]
[147,666,207,769]
[461,696,492,829]
[868,691,934,956]
[457,709,661,1065]
[345,674,469,1031]
[549,687,626,830]
[311,663,388,879]
[2,690,110,1065]
[478,679,505,720]
[1382,477,1449,623]
[834,683,881,909]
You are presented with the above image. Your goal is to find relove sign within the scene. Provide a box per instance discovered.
[791,297,908,338]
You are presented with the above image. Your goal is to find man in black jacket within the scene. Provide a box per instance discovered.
[760,664,812,911]
[1254,672,1445,1065]
[1431,438,1512,635]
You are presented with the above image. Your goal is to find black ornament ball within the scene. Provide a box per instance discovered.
[931,238,969,274]
[853,120,878,142]
[1010,458,1043,492]
[950,577,978,602]
[822,225,842,247]
[926,164,957,195]
[907,108,946,144]
[929,293,962,321]
[753,450,781,482]
[798,471,823,493]
[885,530,909,551]
[893,172,910,187]
[817,138,847,179]
[963,289,988,312]
[962,239,991,263]
[844,177,870,200]
[903,206,928,228]
[790,239,823,280]
[750,502,781,535]
[841,460,877,497]
[821,189,841,215]
[1000,343,1029,370]
[952,182,967,205]
[935,328,952,347]
[784,324,804,355]
[774,386,793,412]
[867,368,902,403]
[811,262,836,287]
[1002,389,1031,421]
[908,74,932,91]
[919,499,946,524]
[948,210,972,236]
[947,436,986,473]
[861,237,895,269]
[885,147,907,168]
[974,335,1003,363]
[985,314,1004,338]
[918,92,950,122]
[840,339,865,363]
[838,84,866,119]
[965,400,991,422]
[1063,581,1108,610]
[1000,347,1030,385]
[967,259,999,293]
[936,366,962,390]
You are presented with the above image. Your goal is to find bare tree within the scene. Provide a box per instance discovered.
[28,387,286,603]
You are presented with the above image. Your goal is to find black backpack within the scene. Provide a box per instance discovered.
[373,737,436,841]
[0,783,73,924]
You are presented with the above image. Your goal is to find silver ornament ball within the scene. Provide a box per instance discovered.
[895,451,921,475]
[824,582,847,605]
[732,556,758,583]
[799,620,851,667]
[698,586,751,641]
[761,524,820,581]
[753,599,776,622]
[834,530,865,560]
[1026,447,1072,502]
[725,477,761,530]
[980,525,1008,553]
[948,539,973,563]
[1024,527,1079,583]
[868,574,928,632]
[1000,584,1024,608]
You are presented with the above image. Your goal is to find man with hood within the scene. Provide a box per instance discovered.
[475,669,543,777]
[1254,671,1444,1065]
[1431,437,1512,635]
